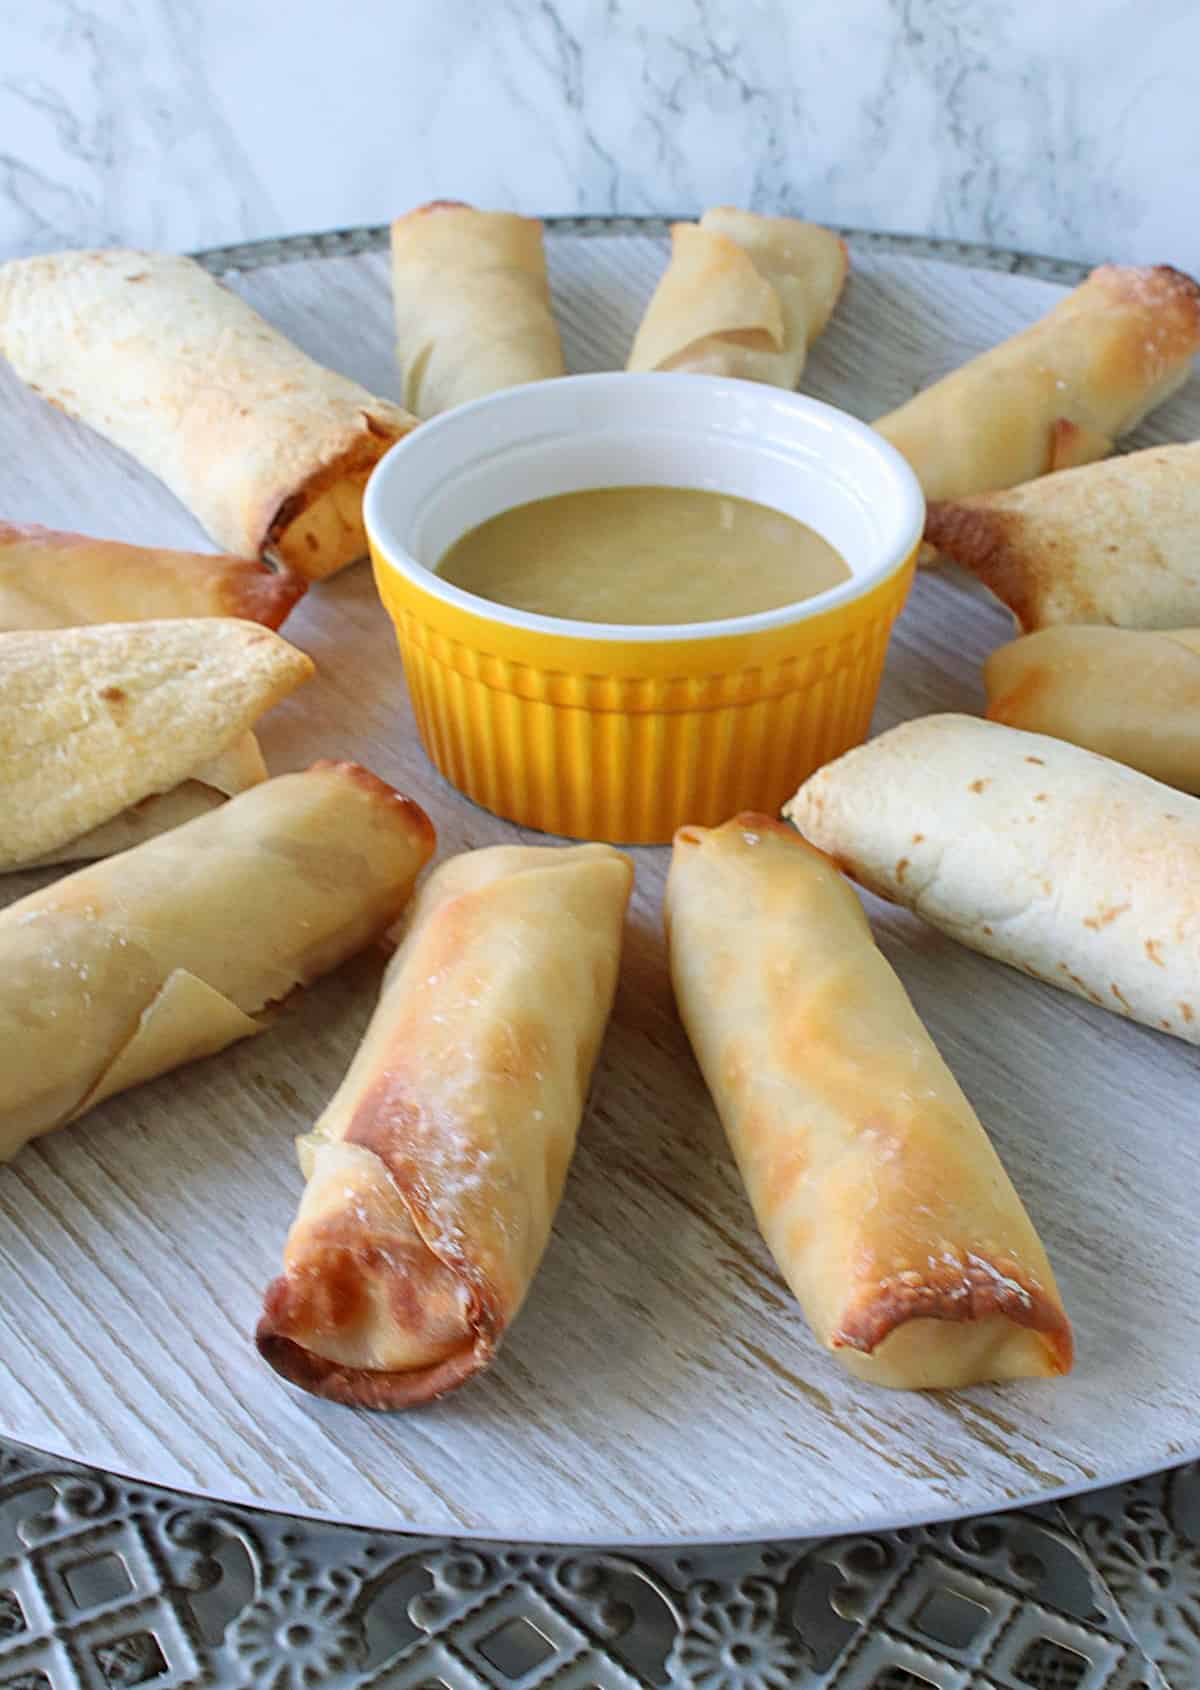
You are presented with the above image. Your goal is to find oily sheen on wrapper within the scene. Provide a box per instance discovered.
[0,520,306,632]
[390,202,564,417]
[0,250,417,578]
[627,208,848,386]
[257,842,633,1409]
[0,763,434,1161]
[875,264,1200,506]
[786,714,1200,1044]
[665,815,1072,1390]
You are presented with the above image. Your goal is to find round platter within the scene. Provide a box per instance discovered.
[2,223,1198,1547]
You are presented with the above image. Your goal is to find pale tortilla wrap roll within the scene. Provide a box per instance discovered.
[390,201,565,416]
[0,520,306,632]
[626,207,848,386]
[0,762,435,1161]
[786,713,1200,1043]
[875,264,1200,506]
[257,841,633,1409]
[985,625,1200,792]
[926,444,1200,630]
[0,619,313,871]
[665,814,1072,1389]
[0,250,418,579]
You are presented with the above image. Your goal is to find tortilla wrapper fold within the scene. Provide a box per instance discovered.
[786,713,1200,1043]
[627,208,848,387]
[24,733,267,868]
[875,264,1200,507]
[257,841,633,1408]
[0,762,435,1160]
[390,201,564,417]
[665,814,1072,1390]
[925,443,1200,631]
[0,619,313,870]
[0,250,418,579]
[0,520,305,632]
[985,625,1200,791]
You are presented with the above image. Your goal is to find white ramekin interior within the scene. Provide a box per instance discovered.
[364,373,925,643]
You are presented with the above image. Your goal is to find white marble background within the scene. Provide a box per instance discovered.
[1,0,1198,270]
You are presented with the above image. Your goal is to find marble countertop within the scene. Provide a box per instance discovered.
[2,0,1198,272]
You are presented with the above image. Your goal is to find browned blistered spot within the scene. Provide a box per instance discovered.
[1161,1019,1173,1030]
[911,832,925,845]
[1181,1002,1194,1023]
[99,684,126,702]
[1041,880,1052,895]
[1084,903,1130,931]
[981,924,993,936]
[895,857,910,883]
[1033,792,1049,802]
[968,779,988,794]
[1146,938,1166,966]
[1111,982,1132,1010]
[1025,755,1046,765]
[305,531,320,552]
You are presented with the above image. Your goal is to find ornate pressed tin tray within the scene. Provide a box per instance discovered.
[1,221,1198,1682]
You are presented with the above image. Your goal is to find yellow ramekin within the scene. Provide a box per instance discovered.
[366,374,923,844]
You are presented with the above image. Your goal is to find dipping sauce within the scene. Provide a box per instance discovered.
[435,486,851,624]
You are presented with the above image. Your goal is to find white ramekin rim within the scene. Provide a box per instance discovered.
[364,372,925,645]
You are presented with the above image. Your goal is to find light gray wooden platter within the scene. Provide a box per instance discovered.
[1,226,1198,1548]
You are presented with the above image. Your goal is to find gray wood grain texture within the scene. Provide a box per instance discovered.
[1,234,1198,1546]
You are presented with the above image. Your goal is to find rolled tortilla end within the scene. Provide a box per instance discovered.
[665,813,1072,1390]
[926,442,1200,631]
[257,841,633,1408]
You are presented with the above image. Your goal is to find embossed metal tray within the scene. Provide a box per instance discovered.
[2,222,1199,1550]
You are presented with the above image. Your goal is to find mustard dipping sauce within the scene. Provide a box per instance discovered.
[434,486,850,625]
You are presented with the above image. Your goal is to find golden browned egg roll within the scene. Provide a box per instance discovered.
[0,250,418,579]
[985,625,1200,791]
[875,264,1200,505]
[257,840,633,1408]
[665,814,1072,1389]
[390,201,565,416]
[0,619,313,870]
[626,207,848,386]
[0,762,434,1160]
[926,443,1200,630]
[786,713,1200,1043]
[0,520,306,631]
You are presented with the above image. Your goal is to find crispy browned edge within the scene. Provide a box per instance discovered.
[255,1322,488,1409]
[706,814,1072,1375]
[255,1020,505,1411]
[219,556,308,627]
[0,519,309,630]
[923,501,1035,629]
[305,758,437,850]
[832,1262,1075,1374]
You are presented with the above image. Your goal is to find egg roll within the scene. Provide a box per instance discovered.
[875,264,1200,506]
[0,520,306,632]
[0,619,313,871]
[0,250,418,579]
[926,443,1200,630]
[390,201,565,417]
[0,762,435,1160]
[626,207,848,386]
[985,625,1200,791]
[257,841,633,1409]
[665,814,1072,1389]
[787,713,1200,1043]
